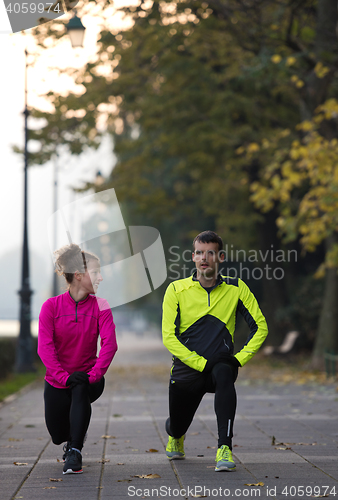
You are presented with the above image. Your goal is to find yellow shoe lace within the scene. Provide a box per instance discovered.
[216,445,233,462]
[169,436,184,453]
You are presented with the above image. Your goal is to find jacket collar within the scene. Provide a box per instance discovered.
[66,290,91,305]
[191,271,223,286]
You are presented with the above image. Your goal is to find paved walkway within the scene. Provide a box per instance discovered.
[1,333,337,500]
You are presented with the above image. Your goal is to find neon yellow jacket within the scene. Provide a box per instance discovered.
[162,274,268,381]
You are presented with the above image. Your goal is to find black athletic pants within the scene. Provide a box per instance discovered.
[44,378,105,451]
[168,363,238,449]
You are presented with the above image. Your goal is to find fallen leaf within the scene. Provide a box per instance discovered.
[146,449,158,453]
[291,442,317,446]
[101,435,116,439]
[9,438,23,442]
[245,482,264,487]
[275,447,291,450]
[311,495,329,498]
[97,458,110,463]
[117,479,132,482]
[49,478,62,482]
[271,436,276,445]
[117,463,124,465]
[113,414,122,417]
[13,462,28,466]
[132,449,139,452]
[43,487,56,489]
[206,446,216,449]
[191,495,208,498]
[277,441,317,446]
[134,474,161,479]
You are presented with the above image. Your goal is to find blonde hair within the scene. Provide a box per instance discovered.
[54,243,100,285]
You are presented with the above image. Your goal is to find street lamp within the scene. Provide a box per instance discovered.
[65,11,86,48]
[16,49,35,373]
[95,170,105,187]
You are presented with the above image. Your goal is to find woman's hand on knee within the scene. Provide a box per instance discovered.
[66,371,89,388]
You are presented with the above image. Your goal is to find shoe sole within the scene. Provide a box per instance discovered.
[63,468,83,474]
[167,455,185,460]
[215,465,236,472]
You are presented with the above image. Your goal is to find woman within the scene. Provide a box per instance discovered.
[38,243,118,474]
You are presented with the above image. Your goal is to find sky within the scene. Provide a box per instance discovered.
[0,2,131,318]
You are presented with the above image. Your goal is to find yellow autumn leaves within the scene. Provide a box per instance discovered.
[270,54,330,87]
[271,54,297,66]
[271,53,303,86]
[238,98,338,270]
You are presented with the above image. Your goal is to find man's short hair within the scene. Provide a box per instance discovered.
[193,231,223,251]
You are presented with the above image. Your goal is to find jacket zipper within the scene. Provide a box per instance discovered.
[201,280,223,307]
[206,282,222,307]
[75,302,78,323]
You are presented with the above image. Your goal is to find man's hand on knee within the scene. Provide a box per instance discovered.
[66,371,89,388]
[203,353,241,373]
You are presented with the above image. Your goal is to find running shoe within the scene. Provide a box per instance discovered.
[63,449,83,474]
[215,445,236,471]
[62,442,71,462]
[63,433,87,461]
[166,435,185,460]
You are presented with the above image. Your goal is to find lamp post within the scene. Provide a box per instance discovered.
[16,49,35,373]
[65,11,86,48]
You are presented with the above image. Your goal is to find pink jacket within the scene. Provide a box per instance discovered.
[38,291,118,389]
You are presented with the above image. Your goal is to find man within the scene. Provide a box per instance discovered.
[162,230,268,471]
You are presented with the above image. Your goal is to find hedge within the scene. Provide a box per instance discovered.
[0,337,39,379]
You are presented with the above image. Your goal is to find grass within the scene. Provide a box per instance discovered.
[239,353,338,387]
[0,365,44,403]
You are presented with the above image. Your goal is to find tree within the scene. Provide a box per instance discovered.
[248,0,338,364]
[28,0,337,351]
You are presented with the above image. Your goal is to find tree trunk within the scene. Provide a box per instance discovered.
[308,0,338,368]
[311,235,338,368]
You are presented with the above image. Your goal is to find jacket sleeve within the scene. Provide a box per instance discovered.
[234,279,268,366]
[87,302,118,384]
[162,283,207,372]
[38,299,70,387]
